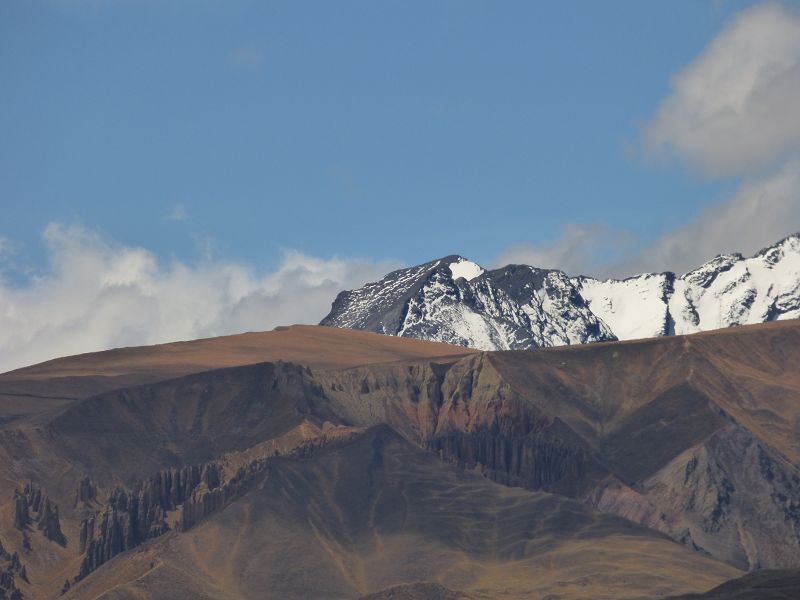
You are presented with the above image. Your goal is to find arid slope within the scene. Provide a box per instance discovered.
[61,427,740,600]
[0,321,798,599]
[0,324,476,422]
[320,320,800,569]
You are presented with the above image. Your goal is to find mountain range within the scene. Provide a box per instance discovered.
[321,233,800,350]
[2,234,800,599]
[0,320,799,598]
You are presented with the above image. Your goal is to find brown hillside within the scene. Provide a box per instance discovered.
[1,321,798,599]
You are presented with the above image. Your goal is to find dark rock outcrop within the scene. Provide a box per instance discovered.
[321,329,800,570]
[78,463,223,578]
[321,234,800,351]
[321,256,616,350]
[323,355,607,498]
[429,426,594,497]
[0,539,26,600]
[75,431,353,583]
[642,424,800,570]
[12,492,29,531]
[180,461,259,531]
[74,477,97,507]
[36,498,65,545]
[12,483,66,546]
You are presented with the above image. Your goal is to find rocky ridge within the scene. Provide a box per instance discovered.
[73,421,362,585]
[0,322,798,599]
[317,322,800,569]
[0,537,27,600]
[13,484,65,546]
[321,234,800,350]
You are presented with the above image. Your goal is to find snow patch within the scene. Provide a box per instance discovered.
[449,259,485,282]
[578,274,671,340]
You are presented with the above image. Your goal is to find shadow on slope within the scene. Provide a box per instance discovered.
[65,426,740,600]
[664,569,800,600]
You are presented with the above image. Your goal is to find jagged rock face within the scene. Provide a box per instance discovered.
[321,234,800,350]
[397,264,616,349]
[641,424,800,570]
[77,463,225,577]
[320,323,800,570]
[79,426,736,600]
[321,355,610,498]
[178,460,259,532]
[72,421,356,584]
[12,483,66,546]
[3,322,799,599]
[428,427,595,496]
[74,476,97,507]
[13,492,28,531]
[36,498,64,545]
[322,256,616,349]
[0,538,26,600]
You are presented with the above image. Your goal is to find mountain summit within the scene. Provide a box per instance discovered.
[321,234,800,350]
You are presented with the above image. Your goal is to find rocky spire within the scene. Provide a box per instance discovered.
[12,483,66,546]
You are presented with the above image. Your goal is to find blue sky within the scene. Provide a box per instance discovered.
[2,0,800,370]
[1,0,764,270]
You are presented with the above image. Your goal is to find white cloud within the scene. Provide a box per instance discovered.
[0,224,400,373]
[496,3,800,279]
[493,161,800,279]
[643,3,800,177]
[636,2,800,273]
[623,159,800,276]
[492,223,634,276]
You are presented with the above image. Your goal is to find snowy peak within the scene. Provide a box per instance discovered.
[448,257,485,281]
[321,254,479,336]
[322,255,614,351]
[755,232,800,265]
[574,233,800,341]
[321,234,800,350]
[681,253,743,288]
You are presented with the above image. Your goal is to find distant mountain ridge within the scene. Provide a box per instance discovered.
[321,233,800,350]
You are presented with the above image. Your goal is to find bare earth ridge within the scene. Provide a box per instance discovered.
[0,321,798,599]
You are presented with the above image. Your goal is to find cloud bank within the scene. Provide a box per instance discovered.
[493,223,634,276]
[643,3,800,178]
[624,160,800,276]
[0,224,399,373]
[493,158,800,278]
[631,3,800,275]
[499,3,800,278]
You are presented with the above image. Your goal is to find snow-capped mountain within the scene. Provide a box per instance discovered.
[320,234,800,350]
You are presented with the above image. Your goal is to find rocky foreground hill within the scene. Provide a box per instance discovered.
[321,234,800,350]
[0,322,798,598]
